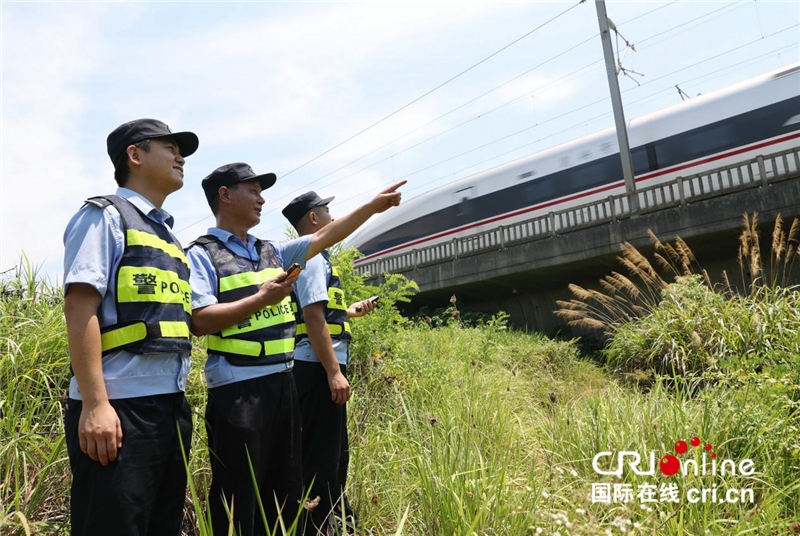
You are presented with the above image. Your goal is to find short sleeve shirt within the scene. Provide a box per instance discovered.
[293,250,350,366]
[185,228,312,388]
[63,188,190,400]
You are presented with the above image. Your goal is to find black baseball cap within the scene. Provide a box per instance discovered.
[201,162,277,205]
[282,191,335,227]
[107,118,199,167]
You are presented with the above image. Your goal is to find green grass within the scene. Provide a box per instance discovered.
[605,275,800,376]
[345,321,800,535]
[2,257,799,535]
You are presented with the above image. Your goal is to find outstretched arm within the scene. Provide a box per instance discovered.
[306,180,406,260]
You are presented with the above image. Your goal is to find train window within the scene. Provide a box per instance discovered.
[600,141,613,154]
[631,143,659,175]
[570,159,614,191]
[647,143,659,171]
[631,146,649,175]
[655,137,682,169]
[519,170,536,179]
[684,124,734,158]
[525,178,556,203]
[453,187,474,217]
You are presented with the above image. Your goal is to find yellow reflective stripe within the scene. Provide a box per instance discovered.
[292,302,298,313]
[264,338,295,355]
[207,335,262,357]
[101,322,147,352]
[331,267,340,277]
[219,268,282,293]
[206,336,294,358]
[126,229,188,267]
[159,321,189,338]
[118,266,192,314]
[220,297,295,337]
[327,288,347,311]
[297,322,349,336]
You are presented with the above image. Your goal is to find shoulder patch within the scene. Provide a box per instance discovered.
[188,235,215,248]
[83,196,112,209]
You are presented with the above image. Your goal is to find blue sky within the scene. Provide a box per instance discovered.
[2,0,798,282]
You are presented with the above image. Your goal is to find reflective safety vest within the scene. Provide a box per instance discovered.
[85,195,192,356]
[295,253,352,343]
[191,235,298,366]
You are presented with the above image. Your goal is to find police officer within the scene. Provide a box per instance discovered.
[62,118,199,536]
[185,163,405,536]
[282,192,377,535]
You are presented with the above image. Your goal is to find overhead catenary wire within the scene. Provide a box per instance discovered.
[173,1,587,237]
[278,0,587,181]
[263,1,681,201]
[244,16,796,238]
[251,37,799,240]
[261,1,742,209]
[177,0,692,240]
[175,0,781,240]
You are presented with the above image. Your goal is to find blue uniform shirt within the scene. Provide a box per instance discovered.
[63,188,190,400]
[293,250,350,366]
[186,228,312,388]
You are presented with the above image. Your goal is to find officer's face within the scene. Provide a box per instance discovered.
[313,205,333,228]
[140,138,186,194]
[227,179,265,227]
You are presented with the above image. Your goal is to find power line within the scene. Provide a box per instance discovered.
[272,1,680,197]
[175,0,770,239]
[278,1,587,181]
[174,1,586,237]
[175,1,688,239]
[636,0,748,47]
[257,1,742,211]
[245,12,785,234]
[250,37,799,240]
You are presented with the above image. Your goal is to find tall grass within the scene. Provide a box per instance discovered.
[1,258,71,534]
[2,247,800,534]
[556,213,800,375]
[344,318,800,534]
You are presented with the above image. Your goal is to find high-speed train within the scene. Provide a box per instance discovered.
[348,62,800,264]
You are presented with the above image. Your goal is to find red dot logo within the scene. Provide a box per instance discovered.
[660,455,681,476]
[674,440,687,454]
[705,444,713,451]
[691,437,700,447]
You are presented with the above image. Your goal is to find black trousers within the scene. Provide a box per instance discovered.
[205,371,304,536]
[293,361,351,535]
[64,392,192,536]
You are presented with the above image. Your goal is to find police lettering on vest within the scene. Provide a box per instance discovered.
[191,236,299,366]
[85,195,193,356]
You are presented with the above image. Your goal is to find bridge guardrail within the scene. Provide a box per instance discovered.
[355,146,800,278]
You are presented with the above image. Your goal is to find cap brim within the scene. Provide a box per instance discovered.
[249,172,277,191]
[316,195,335,207]
[153,131,199,158]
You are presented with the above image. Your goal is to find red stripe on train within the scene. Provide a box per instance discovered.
[355,132,800,264]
